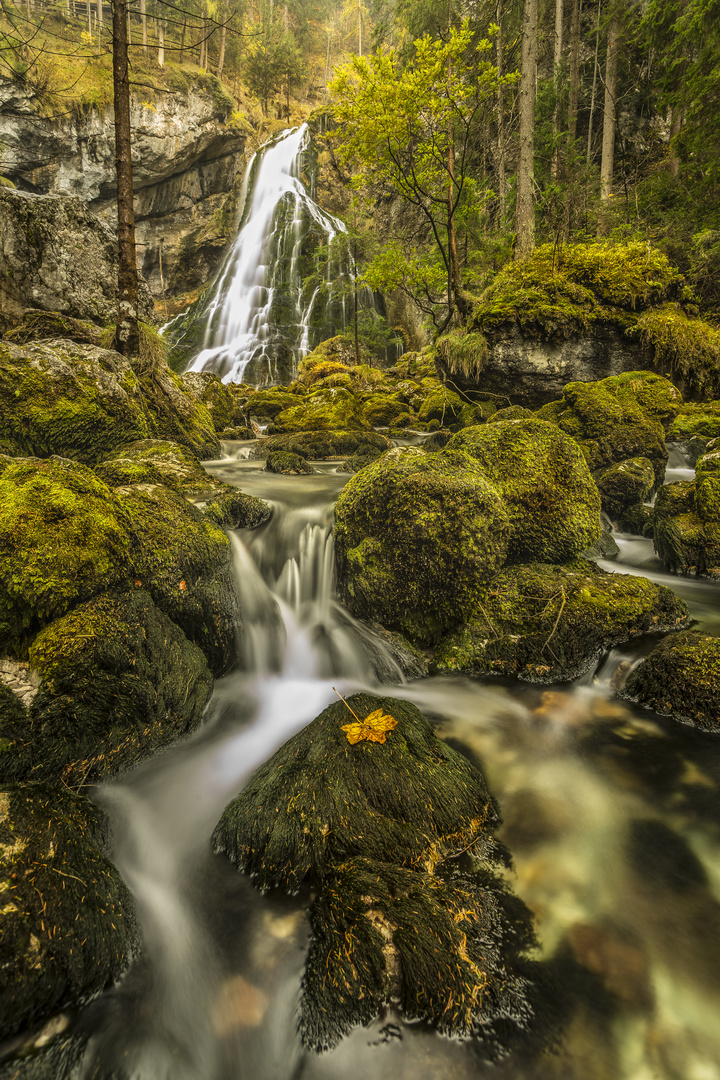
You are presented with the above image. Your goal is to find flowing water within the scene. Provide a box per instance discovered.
[28,446,717,1080]
[170,126,384,385]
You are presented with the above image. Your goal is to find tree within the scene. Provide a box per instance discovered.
[112,0,140,356]
[515,0,538,259]
[599,6,620,203]
[330,21,511,329]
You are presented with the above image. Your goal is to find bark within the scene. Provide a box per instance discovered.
[141,0,147,47]
[515,0,538,260]
[586,0,601,162]
[158,18,164,66]
[112,0,140,357]
[496,0,506,222]
[97,0,103,33]
[567,0,581,140]
[551,0,564,180]
[217,23,226,76]
[600,11,619,201]
[668,107,682,177]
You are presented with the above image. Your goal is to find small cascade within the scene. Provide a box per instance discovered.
[172,125,380,385]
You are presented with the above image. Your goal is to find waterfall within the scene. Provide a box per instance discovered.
[172,125,373,385]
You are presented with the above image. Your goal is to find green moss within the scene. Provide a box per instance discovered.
[265,450,315,474]
[0,458,130,654]
[447,420,601,563]
[334,448,510,645]
[275,387,371,432]
[627,305,720,397]
[695,451,720,521]
[0,683,30,782]
[0,782,138,1041]
[435,328,490,380]
[251,430,392,461]
[434,560,690,683]
[653,471,720,576]
[594,456,655,530]
[667,401,720,441]
[3,310,104,347]
[623,631,720,731]
[487,406,534,423]
[181,372,237,432]
[362,394,410,426]
[202,489,271,529]
[338,445,384,474]
[138,366,220,461]
[417,383,466,425]
[95,439,218,495]
[0,340,149,464]
[243,388,300,421]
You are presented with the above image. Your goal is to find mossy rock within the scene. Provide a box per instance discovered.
[653,467,720,577]
[0,683,30,782]
[447,420,601,563]
[3,310,104,347]
[0,783,138,1042]
[275,387,370,432]
[488,405,534,423]
[243,388,299,420]
[215,693,539,1051]
[434,560,690,683]
[251,430,392,461]
[218,425,253,440]
[536,371,681,479]
[0,591,212,788]
[622,631,720,731]
[628,305,720,399]
[138,366,220,460]
[0,339,149,464]
[421,429,453,452]
[667,401,720,442]
[362,394,410,427]
[115,484,237,674]
[181,372,236,431]
[338,445,384,474]
[265,450,315,474]
[417,383,466,424]
[95,438,218,494]
[214,693,497,890]
[594,456,655,531]
[0,457,130,654]
[334,447,510,645]
[202,488,271,529]
[297,359,352,386]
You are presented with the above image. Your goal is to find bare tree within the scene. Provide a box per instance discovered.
[112,0,140,356]
[515,0,538,259]
[600,8,620,201]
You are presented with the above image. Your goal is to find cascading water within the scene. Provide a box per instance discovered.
[170,125,381,385]
[24,450,720,1080]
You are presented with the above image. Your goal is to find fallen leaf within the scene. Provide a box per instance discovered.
[342,708,397,745]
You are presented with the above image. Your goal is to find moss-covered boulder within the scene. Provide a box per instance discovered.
[202,488,271,529]
[138,366,220,460]
[116,483,237,674]
[265,450,315,475]
[0,783,138,1041]
[251,430,392,461]
[362,394,410,427]
[0,457,130,654]
[537,371,681,487]
[488,405,535,423]
[95,438,219,494]
[447,420,601,563]
[417,382,466,425]
[594,456,655,533]
[0,592,212,788]
[181,372,236,431]
[3,309,104,347]
[0,340,149,464]
[243,388,300,422]
[338,445,384,474]
[434,560,690,683]
[274,387,370,432]
[667,401,720,463]
[214,693,538,1051]
[622,631,720,731]
[334,447,510,644]
[653,455,720,577]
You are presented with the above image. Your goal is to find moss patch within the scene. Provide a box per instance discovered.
[622,631,720,731]
[202,489,271,529]
[95,439,219,495]
[653,467,720,577]
[628,305,720,398]
[265,450,315,474]
[275,387,370,432]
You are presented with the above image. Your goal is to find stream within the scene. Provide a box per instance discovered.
[53,444,720,1080]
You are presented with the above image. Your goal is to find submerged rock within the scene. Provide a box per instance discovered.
[653,452,720,577]
[0,591,212,788]
[214,693,539,1051]
[622,631,720,731]
[334,447,511,644]
[433,560,690,683]
[0,783,138,1042]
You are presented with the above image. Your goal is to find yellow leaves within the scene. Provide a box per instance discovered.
[342,708,398,745]
[333,687,398,746]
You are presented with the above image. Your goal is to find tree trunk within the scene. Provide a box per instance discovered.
[551,0,564,180]
[141,0,147,47]
[217,22,226,75]
[97,0,103,34]
[158,18,164,66]
[567,0,581,140]
[496,0,506,223]
[515,0,538,260]
[600,10,619,201]
[668,107,682,177]
[199,21,206,69]
[586,0,601,162]
[357,0,362,55]
[112,0,140,357]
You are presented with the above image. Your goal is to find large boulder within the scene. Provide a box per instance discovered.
[0,591,212,788]
[95,438,219,494]
[594,456,655,533]
[0,188,153,332]
[667,401,720,464]
[0,457,130,654]
[0,340,150,464]
[0,783,138,1041]
[334,447,511,644]
[447,419,601,563]
[214,693,539,1052]
[180,371,237,431]
[653,450,720,577]
[622,631,720,731]
[137,366,220,460]
[434,560,690,683]
[274,387,370,432]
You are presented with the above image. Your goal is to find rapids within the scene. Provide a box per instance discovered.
[48,445,720,1080]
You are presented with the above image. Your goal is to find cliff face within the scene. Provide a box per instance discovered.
[0,77,248,299]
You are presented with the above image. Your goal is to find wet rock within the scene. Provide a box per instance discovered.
[0,783,138,1042]
[0,457,131,654]
[594,456,655,533]
[265,450,315,475]
[433,560,690,683]
[251,430,392,461]
[0,591,212,787]
[181,372,237,432]
[667,400,720,446]
[274,387,371,432]
[622,631,720,731]
[421,429,453,452]
[214,693,539,1051]
[242,387,300,421]
[0,340,150,464]
[582,523,620,560]
[334,447,511,645]
[565,922,653,1010]
[653,452,720,576]
[447,419,601,563]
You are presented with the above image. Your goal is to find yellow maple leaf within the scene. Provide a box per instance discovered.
[341,707,398,745]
